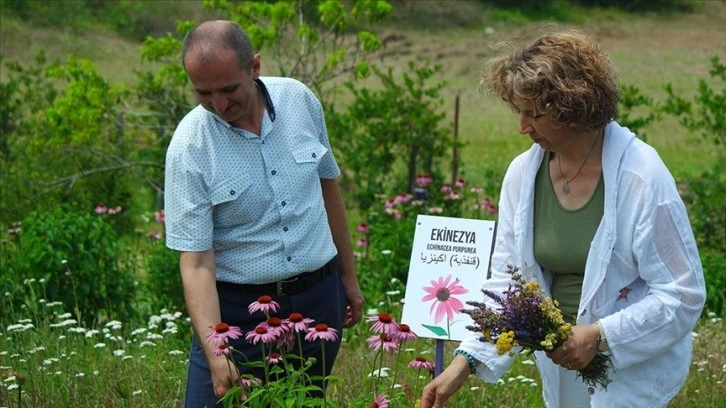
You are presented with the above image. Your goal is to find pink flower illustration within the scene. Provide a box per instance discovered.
[421,275,469,324]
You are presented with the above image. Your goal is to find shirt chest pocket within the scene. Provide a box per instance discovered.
[292,142,327,165]
[209,177,263,228]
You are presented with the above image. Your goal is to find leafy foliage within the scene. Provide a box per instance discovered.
[2,208,137,324]
[661,56,726,147]
[329,62,453,211]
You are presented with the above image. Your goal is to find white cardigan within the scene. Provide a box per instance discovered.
[458,121,706,407]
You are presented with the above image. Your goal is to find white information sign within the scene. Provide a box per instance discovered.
[401,214,496,341]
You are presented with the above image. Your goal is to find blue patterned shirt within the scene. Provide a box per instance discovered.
[164,77,340,284]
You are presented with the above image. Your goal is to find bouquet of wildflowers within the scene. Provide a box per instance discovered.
[462,266,611,389]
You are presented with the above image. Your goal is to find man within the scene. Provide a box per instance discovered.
[164,20,364,407]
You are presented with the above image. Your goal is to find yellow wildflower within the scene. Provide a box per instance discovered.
[496,330,516,355]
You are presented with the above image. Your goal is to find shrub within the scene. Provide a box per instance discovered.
[3,208,137,325]
[138,236,185,316]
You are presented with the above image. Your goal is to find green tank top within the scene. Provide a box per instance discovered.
[533,151,604,321]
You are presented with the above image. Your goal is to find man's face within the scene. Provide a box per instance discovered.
[184,47,260,126]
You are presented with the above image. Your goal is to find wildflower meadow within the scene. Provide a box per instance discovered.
[2,1,726,407]
[1,177,725,407]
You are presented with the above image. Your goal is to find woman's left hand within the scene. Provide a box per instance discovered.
[547,323,600,370]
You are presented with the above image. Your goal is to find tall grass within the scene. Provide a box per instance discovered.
[1,278,724,407]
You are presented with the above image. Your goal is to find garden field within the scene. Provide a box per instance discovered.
[1,1,725,407]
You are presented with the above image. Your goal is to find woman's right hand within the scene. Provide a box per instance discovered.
[421,354,473,408]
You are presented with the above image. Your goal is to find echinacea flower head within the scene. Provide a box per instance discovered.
[367,312,399,334]
[285,312,314,333]
[371,393,390,408]
[154,210,165,224]
[259,317,287,338]
[421,275,469,324]
[395,323,418,343]
[267,352,283,365]
[366,333,399,352]
[240,376,262,389]
[416,173,432,187]
[304,323,339,342]
[357,223,369,233]
[408,356,435,373]
[205,323,243,346]
[213,343,233,357]
[245,326,276,345]
[248,295,280,315]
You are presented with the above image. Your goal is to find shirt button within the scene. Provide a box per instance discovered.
[312,153,317,158]
[271,170,276,175]
[283,227,288,232]
[230,190,235,195]
[287,256,292,262]
[281,201,286,206]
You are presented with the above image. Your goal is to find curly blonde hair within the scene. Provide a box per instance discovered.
[481,30,621,133]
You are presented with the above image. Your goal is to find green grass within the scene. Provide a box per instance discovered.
[1,1,725,406]
[1,281,724,407]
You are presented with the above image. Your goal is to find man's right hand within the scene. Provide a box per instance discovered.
[210,354,242,400]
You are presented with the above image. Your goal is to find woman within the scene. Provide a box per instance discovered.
[421,30,705,408]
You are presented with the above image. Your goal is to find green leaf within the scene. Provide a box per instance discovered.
[422,324,448,337]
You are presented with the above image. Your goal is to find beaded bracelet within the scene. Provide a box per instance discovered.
[454,349,477,374]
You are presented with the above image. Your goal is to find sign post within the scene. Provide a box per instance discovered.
[401,214,496,377]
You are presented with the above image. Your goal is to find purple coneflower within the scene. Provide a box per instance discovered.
[370,393,390,408]
[259,317,287,338]
[395,323,418,343]
[213,343,233,357]
[245,326,276,345]
[285,312,314,333]
[304,323,339,342]
[205,323,243,346]
[367,312,399,334]
[367,333,399,352]
[248,295,280,314]
[267,352,283,365]
[408,356,435,373]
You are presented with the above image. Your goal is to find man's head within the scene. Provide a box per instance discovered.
[182,20,255,73]
[181,21,261,126]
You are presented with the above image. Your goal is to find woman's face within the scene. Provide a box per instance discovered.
[513,100,572,151]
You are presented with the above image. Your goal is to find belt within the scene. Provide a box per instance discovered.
[237,256,337,297]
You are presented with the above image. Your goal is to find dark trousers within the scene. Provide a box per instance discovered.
[184,269,347,408]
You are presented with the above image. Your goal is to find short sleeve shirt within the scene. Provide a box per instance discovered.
[164,77,340,284]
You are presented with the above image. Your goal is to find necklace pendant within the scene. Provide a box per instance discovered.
[562,182,571,194]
